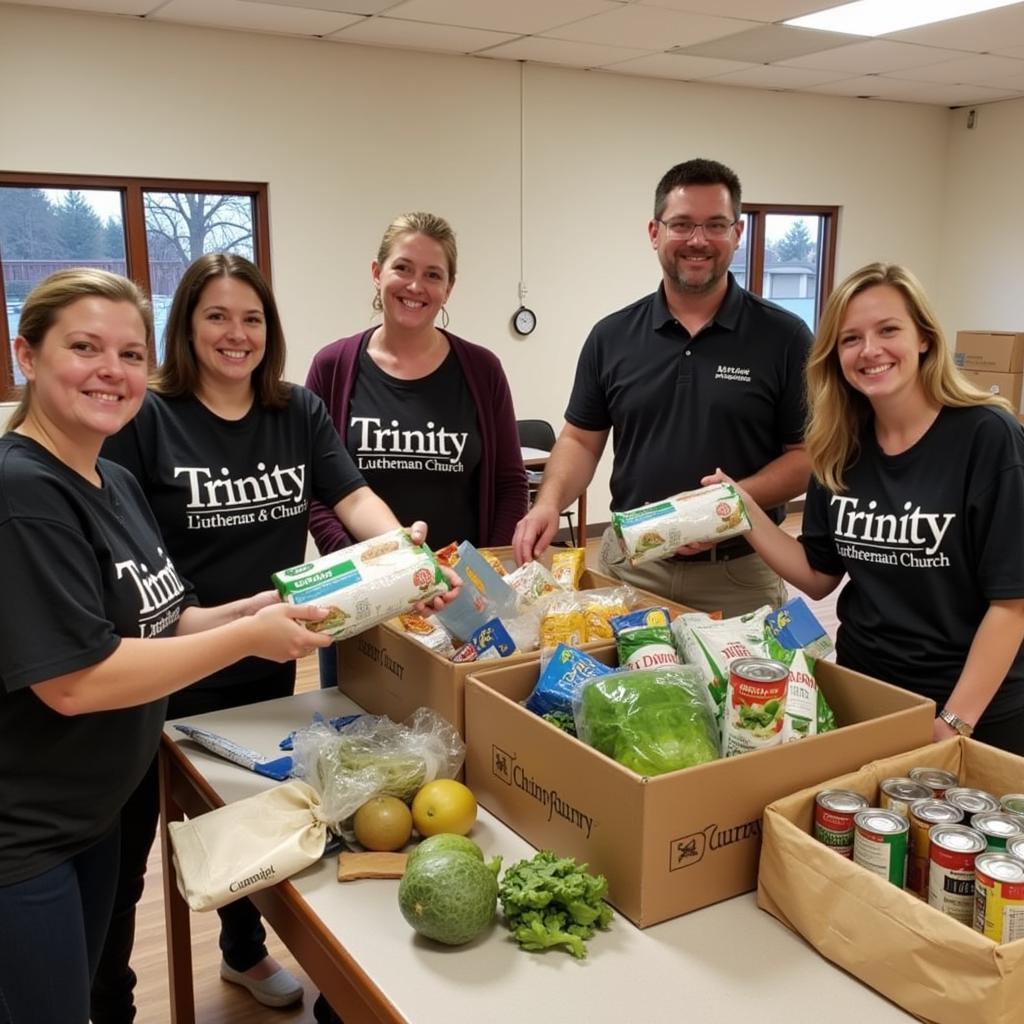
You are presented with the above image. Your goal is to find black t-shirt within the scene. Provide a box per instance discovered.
[801,406,1024,721]
[102,386,365,694]
[566,276,811,520]
[346,341,482,549]
[0,434,195,884]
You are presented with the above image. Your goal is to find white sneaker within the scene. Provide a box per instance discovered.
[220,961,304,1008]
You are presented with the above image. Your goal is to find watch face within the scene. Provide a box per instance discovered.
[513,307,536,335]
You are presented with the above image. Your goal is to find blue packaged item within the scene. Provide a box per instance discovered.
[434,541,520,642]
[471,618,517,658]
[609,606,672,636]
[279,712,363,750]
[174,725,294,780]
[765,596,834,659]
[525,643,613,718]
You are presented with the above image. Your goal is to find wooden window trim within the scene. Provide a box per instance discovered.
[0,172,270,402]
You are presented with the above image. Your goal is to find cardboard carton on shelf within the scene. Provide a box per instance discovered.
[954,330,1024,374]
[337,547,693,736]
[758,737,1024,1024]
[463,647,934,928]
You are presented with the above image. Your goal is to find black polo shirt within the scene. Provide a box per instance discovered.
[565,275,812,521]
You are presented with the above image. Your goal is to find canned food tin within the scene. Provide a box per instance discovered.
[971,812,1024,852]
[907,799,964,899]
[945,787,1001,816]
[1000,794,1024,816]
[908,767,959,799]
[974,852,1024,943]
[1008,835,1024,864]
[854,809,909,888]
[928,824,987,925]
[814,789,869,858]
[879,777,931,820]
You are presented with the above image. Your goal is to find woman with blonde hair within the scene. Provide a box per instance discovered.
[0,268,332,1023]
[705,262,1024,752]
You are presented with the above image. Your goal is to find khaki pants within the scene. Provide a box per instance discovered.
[598,527,787,618]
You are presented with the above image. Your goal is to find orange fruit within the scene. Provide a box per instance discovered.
[411,779,477,837]
[352,795,413,852]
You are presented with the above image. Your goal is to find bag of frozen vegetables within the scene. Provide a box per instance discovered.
[573,666,720,777]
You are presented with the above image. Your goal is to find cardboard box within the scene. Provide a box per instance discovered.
[337,567,692,736]
[463,650,934,927]
[959,370,1023,413]
[758,738,1024,1024]
[955,330,1024,374]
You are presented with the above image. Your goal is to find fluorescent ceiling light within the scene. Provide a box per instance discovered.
[786,0,1021,37]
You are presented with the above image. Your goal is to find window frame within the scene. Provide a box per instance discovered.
[0,171,270,402]
[737,202,839,327]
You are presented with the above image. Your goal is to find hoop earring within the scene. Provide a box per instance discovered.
[440,306,450,329]
[372,290,383,313]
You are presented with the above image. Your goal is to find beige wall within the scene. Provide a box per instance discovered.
[0,4,972,517]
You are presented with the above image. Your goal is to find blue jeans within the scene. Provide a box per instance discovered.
[0,825,120,1024]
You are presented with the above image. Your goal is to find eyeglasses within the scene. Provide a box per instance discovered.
[656,217,738,241]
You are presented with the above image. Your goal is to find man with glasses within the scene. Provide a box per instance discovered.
[513,158,812,616]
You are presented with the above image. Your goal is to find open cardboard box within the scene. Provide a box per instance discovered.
[337,553,693,735]
[758,737,1024,1024]
[463,647,934,927]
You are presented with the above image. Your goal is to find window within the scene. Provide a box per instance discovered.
[728,204,839,331]
[0,173,270,402]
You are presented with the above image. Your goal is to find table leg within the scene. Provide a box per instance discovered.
[159,747,196,1024]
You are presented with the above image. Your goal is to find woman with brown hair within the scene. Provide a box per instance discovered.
[706,262,1024,753]
[94,253,450,1021]
[0,268,332,1023]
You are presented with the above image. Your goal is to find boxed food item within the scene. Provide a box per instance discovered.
[272,528,447,641]
[955,330,1024,374]
[757,737,1024,1024]
[463,649,933,927]
[337,562,693,736]
[958,369,1024,413]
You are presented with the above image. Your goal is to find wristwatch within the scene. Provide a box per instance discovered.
[938,708,974,737]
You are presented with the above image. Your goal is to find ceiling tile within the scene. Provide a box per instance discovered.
[543,6,758,51]
[476,36,654,68]
[381,0,621,36]
[153,0,363,35]
[674,24,863,63]
[598,52,755,79]
[703,64,854,89]
[780,40,966,74]
[884,5,1024,52]
[884,53,1024,85]
[635,0,831,20]
[809,75,1022,105]
[325,16,517,52]
[245,0,397,11]
[6,0,156,12]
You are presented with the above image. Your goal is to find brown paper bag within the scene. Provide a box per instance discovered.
[168,780,328,911]
[758,738,1024,1024]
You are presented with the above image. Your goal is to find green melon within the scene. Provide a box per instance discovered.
[406,833,482,870]
[398,850,498,946]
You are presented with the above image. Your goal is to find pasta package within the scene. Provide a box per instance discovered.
[611,483,750,566]
[551,548,586,590]
[272,528,448,642]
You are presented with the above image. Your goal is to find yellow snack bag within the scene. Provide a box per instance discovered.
[539,593,587,650]
[478,549,508,576]
[551,548,586,590]
[581,586,635,640]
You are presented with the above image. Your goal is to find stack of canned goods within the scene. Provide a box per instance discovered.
[812,770,1024,941]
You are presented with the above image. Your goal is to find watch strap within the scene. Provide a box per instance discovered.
[938,708,974,737]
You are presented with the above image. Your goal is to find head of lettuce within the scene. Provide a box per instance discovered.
[574,667,720,776]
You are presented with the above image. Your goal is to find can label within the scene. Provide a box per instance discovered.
[975,853,1024,943]
[814,790,868,858]
[854,810,908,888]
[929,825,986,925]
[907,800,963,899]
[722,657,789,757]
